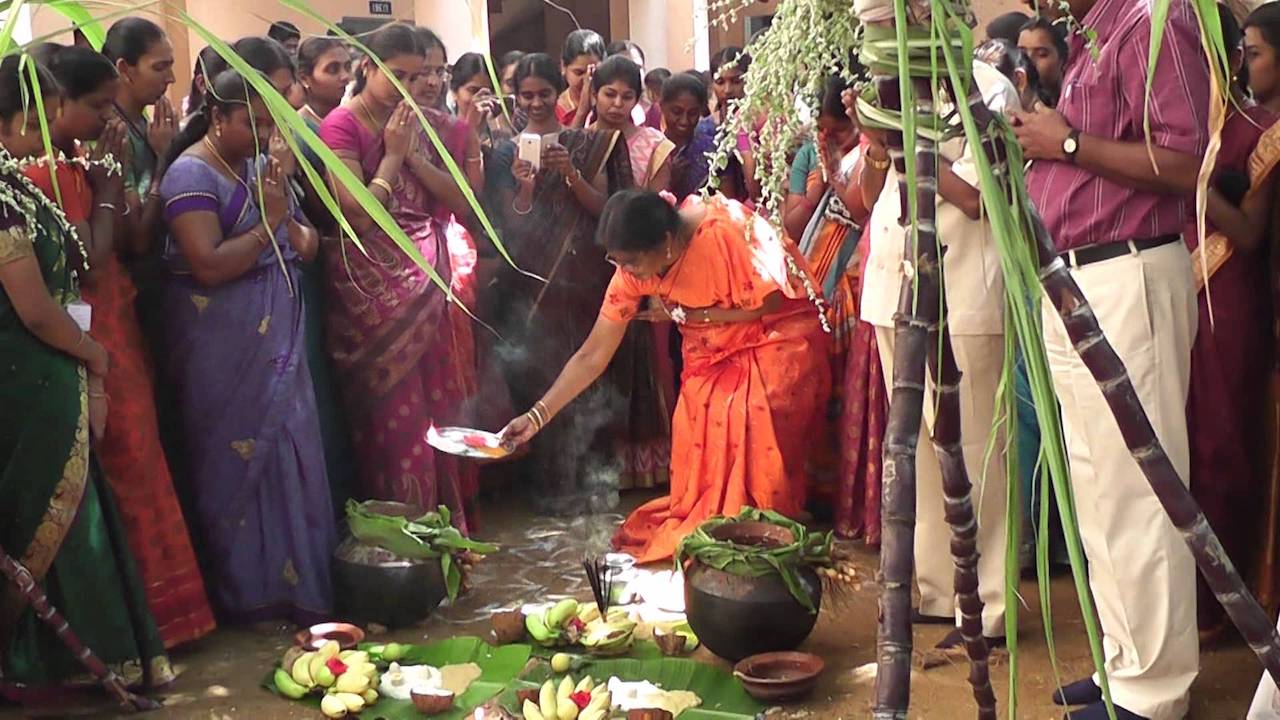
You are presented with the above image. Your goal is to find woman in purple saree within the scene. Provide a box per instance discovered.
[319,24,477,531]
[159,70,335,624]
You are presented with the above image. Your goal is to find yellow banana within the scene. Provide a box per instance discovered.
[578,710,606,720]
[557,675,575,702]
[556,697,579,719]
[522,698,547,720]
[290,652,316,687]
[308,652,329,685]
[583,691,610,714]
[320,693,348,718]
[361,688,378,705]
[339,650,369,666]
[334,692,365,712]
[313,665,336,688]
[574,675,594,694]
[539,679,558,718]
[334,671,370,694]
[318,640,341,660]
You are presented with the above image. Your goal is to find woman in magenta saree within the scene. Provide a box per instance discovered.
[318,24,476,529]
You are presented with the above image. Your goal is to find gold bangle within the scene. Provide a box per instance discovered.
[534,400,551,423]
[370,177,394,196]
[866,154,890,171]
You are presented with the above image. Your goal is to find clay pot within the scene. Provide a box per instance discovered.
[332,501,448,627]
[653,631,688,656]
[683,521,821,662]
[627,711,674,720]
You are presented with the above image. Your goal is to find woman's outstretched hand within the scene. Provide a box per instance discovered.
[500,413,539,448]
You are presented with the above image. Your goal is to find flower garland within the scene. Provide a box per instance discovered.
[0,148,124,278]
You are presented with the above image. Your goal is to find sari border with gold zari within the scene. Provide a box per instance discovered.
[1194,119,1280,291]
[0,367,90,648]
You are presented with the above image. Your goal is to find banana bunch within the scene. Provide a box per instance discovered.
[525,599,585,647]
[270,641,381,718]
[521,675,612,720]
[577,608,636,657]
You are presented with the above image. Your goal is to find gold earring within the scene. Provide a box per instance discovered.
[666,243,673,260]
[214,125,222,138]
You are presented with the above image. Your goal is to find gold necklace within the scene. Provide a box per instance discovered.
[202,136,250,192]
[354,96,383,132]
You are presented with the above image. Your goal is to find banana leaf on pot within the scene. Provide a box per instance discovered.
[674,508,832,612]
[345,500,498,601]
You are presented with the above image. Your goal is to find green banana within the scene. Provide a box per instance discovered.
[545,599,580,628]
[525,612,559,645]
[273,668,309,699]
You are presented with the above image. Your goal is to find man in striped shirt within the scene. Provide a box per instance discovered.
[1013,0,1210,716]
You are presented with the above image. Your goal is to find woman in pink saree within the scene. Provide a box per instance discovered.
[319,23,477,529]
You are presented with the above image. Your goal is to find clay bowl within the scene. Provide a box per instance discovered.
[490,609,526,645]
[733,651,825,702]
[514,688,540,706]
[627,711,674,720]
[411,687,455,715]
[295,622,365,650]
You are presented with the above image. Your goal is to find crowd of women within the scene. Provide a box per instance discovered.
[4,4,1280,712]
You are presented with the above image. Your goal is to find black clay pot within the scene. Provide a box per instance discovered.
[332,501,448,627]
[683,521,822,662]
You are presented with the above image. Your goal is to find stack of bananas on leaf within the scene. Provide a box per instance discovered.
[526,600,636,656]
[523,675,611,720]
[271,640,381,718]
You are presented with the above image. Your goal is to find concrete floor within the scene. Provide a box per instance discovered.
[0,498,1263,719]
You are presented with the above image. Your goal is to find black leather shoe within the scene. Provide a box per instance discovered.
[1065,700,1148,719]
[1051,677,1103,706]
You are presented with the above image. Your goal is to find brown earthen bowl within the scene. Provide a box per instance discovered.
[411,687,455,715]
[490,609,526,645]
[514,688,540,706]
[733,651,825,702]
[295,622,365,650]
[653,631,688,656]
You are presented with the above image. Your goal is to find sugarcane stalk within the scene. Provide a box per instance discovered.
[927,293,996,720]
[873,74,929,720]
[0,544,161,712]
[956,93,1280,683]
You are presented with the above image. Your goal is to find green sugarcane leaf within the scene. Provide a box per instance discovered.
[481,51,513,127]
[45,0,104,49]
[0,0,27,57]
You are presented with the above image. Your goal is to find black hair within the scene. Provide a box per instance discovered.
[709,46,750,77]
[0,54,58,122]
[189,45,219,103]
[187,36,293,117]
[986,11,1030,44]
[352,23,424,95]
[1019,16,1070,68]
[36,44,118,101]
[414,26,447,62]
[297,36,347,79]
[514,52,565,94]
[597,189,680,253]
[606,39,644,64]
[818,74,852,120]
[644,67,671,90]
[450,52,489,92]
[1219,3,1247,93]
[561,29,606,65]
[590,54,642,96]
[268,20,301,45]
[168,65,263,164]
[976,38,1048,108]
[660,70,707,107]
[498,50,525,72]
[1246,1,1280,55]
[102,17,166,66]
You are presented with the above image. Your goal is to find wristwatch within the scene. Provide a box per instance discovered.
[1062,129,1081,163]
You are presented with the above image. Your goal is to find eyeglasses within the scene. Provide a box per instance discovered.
[422,66,450,80]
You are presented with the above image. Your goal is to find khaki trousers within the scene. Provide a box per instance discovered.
[1041,241,1198,720]
[876,327,1008,637]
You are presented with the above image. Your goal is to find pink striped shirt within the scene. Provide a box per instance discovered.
[1025,0,1209,251]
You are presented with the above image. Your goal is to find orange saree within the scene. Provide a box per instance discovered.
[607,197,831,563]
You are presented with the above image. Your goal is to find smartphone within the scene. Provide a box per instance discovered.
[501,95,516,115]
[517,133,541,171]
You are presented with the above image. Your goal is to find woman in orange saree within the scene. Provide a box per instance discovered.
[501,191,829,564]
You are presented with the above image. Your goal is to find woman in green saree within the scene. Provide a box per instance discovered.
[0,55,170,701]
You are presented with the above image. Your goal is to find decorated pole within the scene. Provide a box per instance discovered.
[0,545,161,712]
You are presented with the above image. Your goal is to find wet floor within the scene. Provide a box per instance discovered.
[0,498,1262,719]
